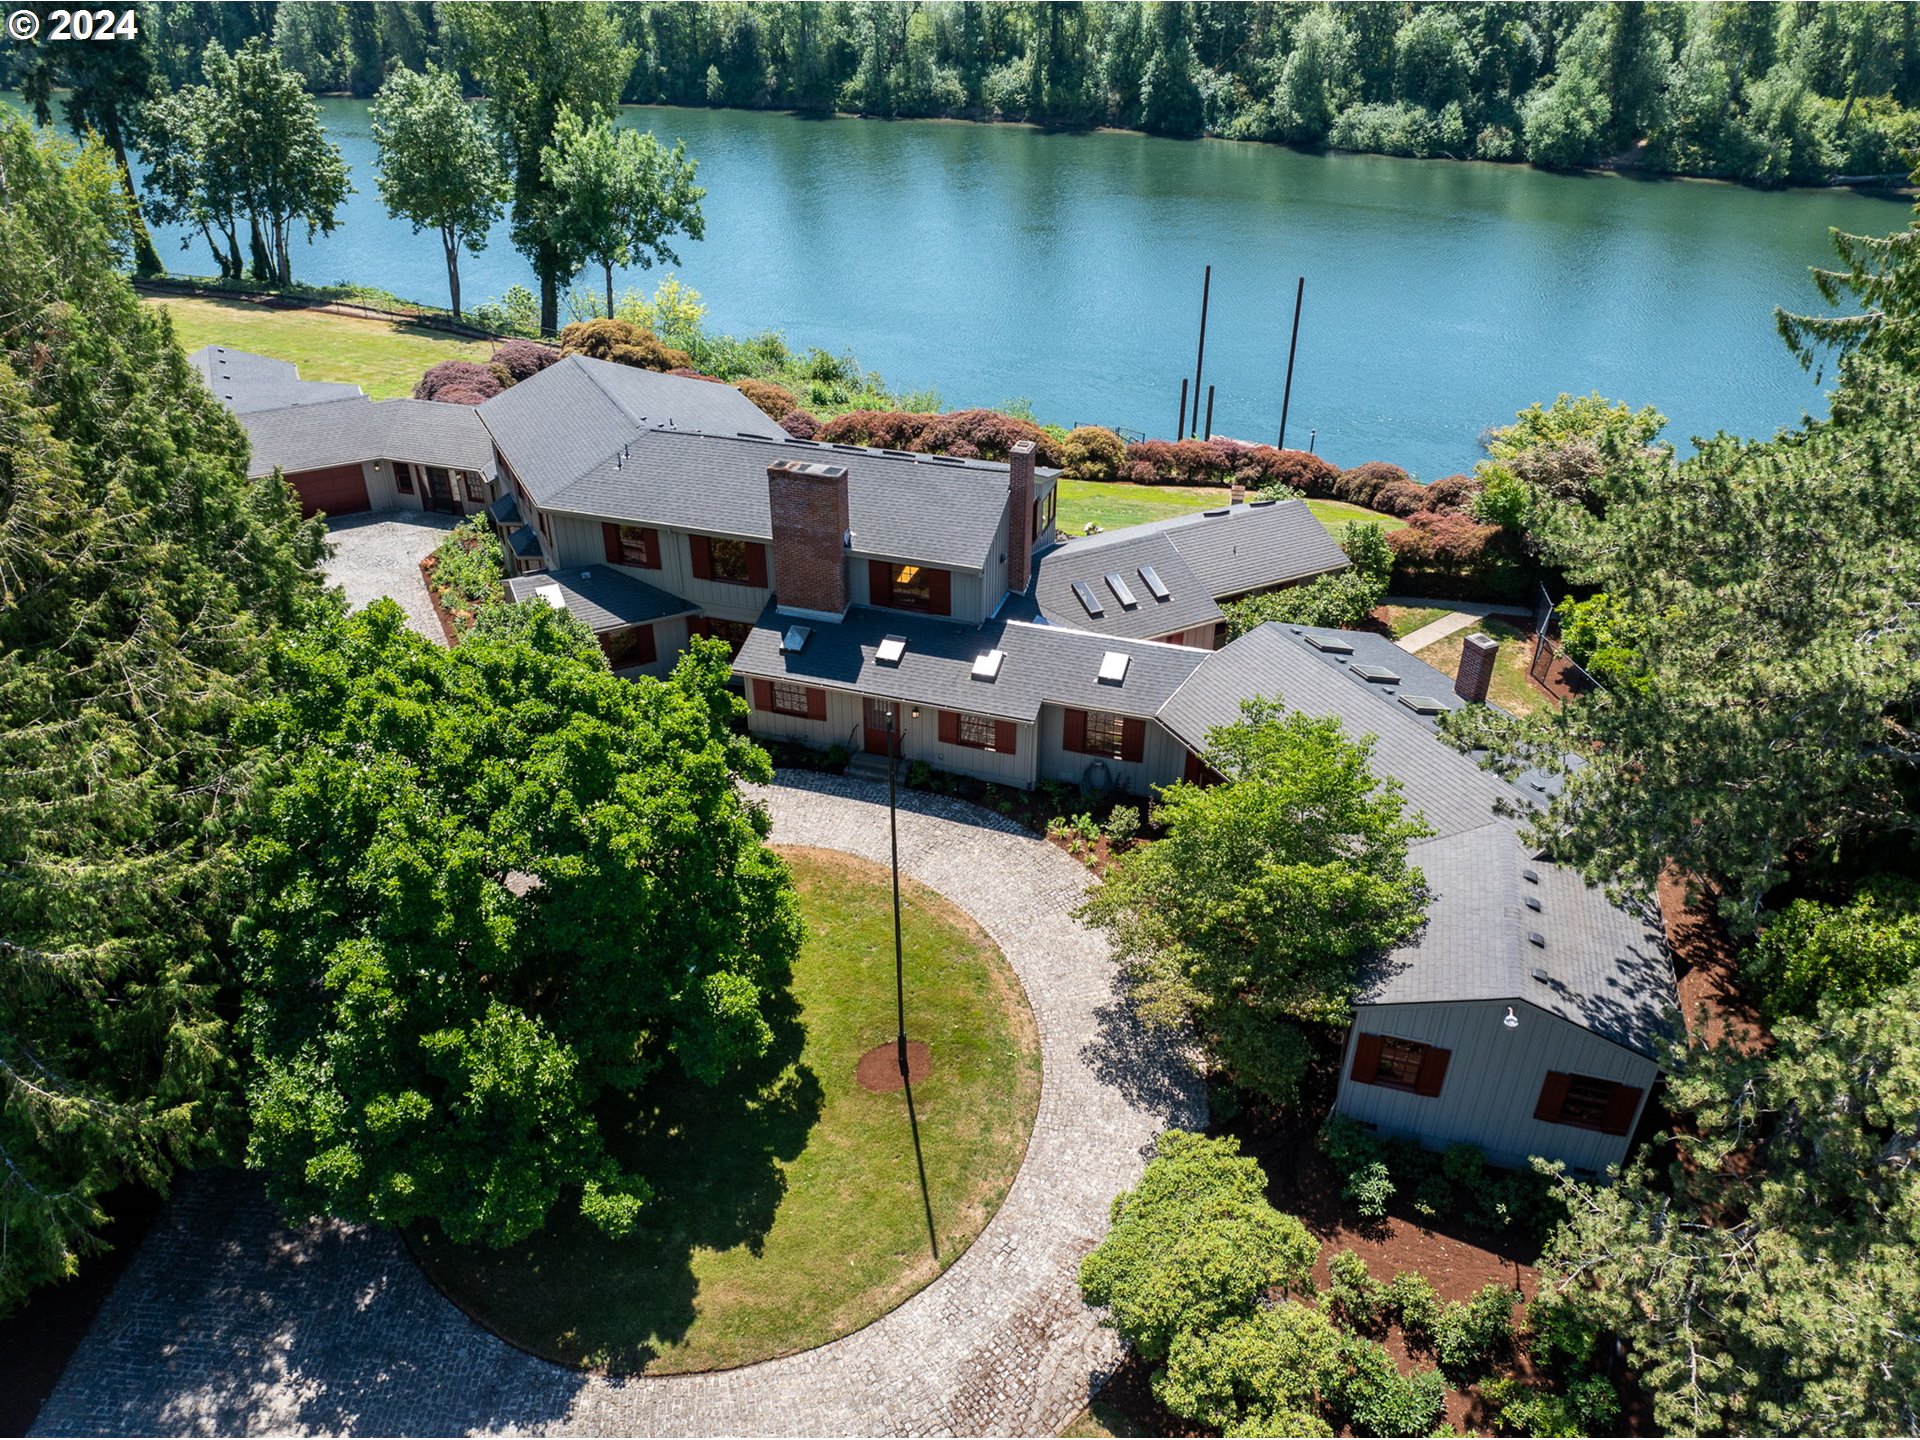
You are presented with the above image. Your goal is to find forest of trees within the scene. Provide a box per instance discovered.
[8,1,1918,188]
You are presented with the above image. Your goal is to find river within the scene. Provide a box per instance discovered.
[55,96,1920,475]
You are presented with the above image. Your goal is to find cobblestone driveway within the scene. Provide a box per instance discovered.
[321,511,457,643]
[33,774,1203,1438]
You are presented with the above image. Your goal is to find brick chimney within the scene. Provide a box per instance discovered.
[1007,440,1036,595]
[1229,480,1246,505]
[1455,632,1498,704]
[767,460,850,619]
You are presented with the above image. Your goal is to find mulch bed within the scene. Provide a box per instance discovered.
[418,553,462,647]
[1659,867,1770,1054]
[854,1039,932,1093]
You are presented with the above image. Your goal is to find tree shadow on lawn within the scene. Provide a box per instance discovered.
[411,987,824,1374]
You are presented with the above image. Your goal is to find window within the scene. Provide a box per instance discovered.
[1063,708,1143,763]
[598,624,656,672]
[956,712,996,748]
[1035,485,1057,538]
[868,559,951,615]
[1349,1032,1451,1097]
[771,681,813,717]
[463,471,486,503]
[1083,710,1125,757]
[396,463,414,495]
[938,709,1015,755]
[1534,1071,1644,1135]
[690,616,754,657]
[710,537,751,584]
[617,526,656,567]
[753,677,823,720]
[892,565,935,610]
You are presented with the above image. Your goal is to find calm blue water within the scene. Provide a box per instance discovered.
[25,93,1905,475]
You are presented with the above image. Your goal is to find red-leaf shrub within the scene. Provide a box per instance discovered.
[735,377,801,421]
[1386,511,1528,598]
[815,408,1060,465]
[780,410,820,439]
[1334,462,1410,508]
[557,318,693,373]
[1420,473,1482,513]
[1120,439,1338,495]
[414,360,503,403]
[490,339,561,384]
[667,366,718,381]
[431,384,495,407]
[1371,479,1431,517]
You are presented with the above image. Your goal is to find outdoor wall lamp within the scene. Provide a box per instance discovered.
[1503,1006,1520,1029]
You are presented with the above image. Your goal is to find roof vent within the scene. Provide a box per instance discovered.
[875,635,908,666]
[1531,966,1550,984]
[579,570,593,583]
[1138,565,1171,601]
[532,583,567,610]
[1352,664,1400,684]
[882,448,915,458]
[1304,634,1354,654]
[1525,895,1543,912]
[780,625,812,654]
[1528,931,1547,948]
[972,649,1005,681]
[1522,867,1540,884]
[1104,572,1139,610]
[1097,651,1130,685]
[1203,506,1231,517]
[1249,498,1278,508]
[1071,580,1105,618]
[1397,693,1447,715]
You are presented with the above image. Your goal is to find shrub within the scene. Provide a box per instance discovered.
[1433,1281,1517,1378]
[1102,804,1140,851]
[1384,1270,1442,1346]
[1078,1130,1320,1364]
[489,338,562,384]
[1336,1334,1447,1437]
[1320,1117,1395,1219]
[414,359,503,403]
[1422,472,1482,513]
[432,384,496,407]
[557,317,693,372]
[1481,1376,1620,1438]
[468,283,538,336]
[1208,1007,1313,1107]
[420,516,506,639]
[1328,1249,1389,1335]
[1340,521,1394,590]
[1746,875,1920,1022]
[735,377,801,421]
[1224,568,1383,635]
[1522,1288,1603,1376]
[1060,425,1126,482]
[1557,592,1648,690]
[1387,511,1525,598]
[1371,479,1431,517]
[1120,438,1338,496]
[816,407,1060,465]
[1334,461,1410,508]
[779,409,820,439]
[1156,1303,1344,1435]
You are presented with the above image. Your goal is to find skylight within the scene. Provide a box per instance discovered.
[1104,572,1138,610]
[1071,580,1105,618]
[1397,693,1447,715]
[1137,565,1170,601]
[1305,634,1354,654]
[875,635,908,665]
[532,583,567,610]
[781,625,812,654]
[972,649,1006,681]
[1098,651,1129,684]
[1352,664,1400,684]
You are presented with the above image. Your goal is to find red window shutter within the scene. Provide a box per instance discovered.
[1413,1046,1451,1098]
[1534,1071,1572,1124]
[1063,708,1088,754]
[635,624,656,666]
[1350,1032,1384,1084]
[867,559,892,607]
[746,542,769,588]
[994,720,1017,754]
[691,535,713,580]
[1184,750,1205,784]
[928,567,952,616]
[751,678,774,711]
[1120,717,1146,763]
[1601,1083,1644,1137]
[938,710,960,745]
[639,528,661,569]
[602,522,622,564]
[806,686,826,722]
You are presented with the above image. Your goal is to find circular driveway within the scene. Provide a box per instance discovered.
[33,774,1203,1437]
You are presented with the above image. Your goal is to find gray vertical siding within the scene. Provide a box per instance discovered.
[548,513,769,622]
[746,687,1037,788]
[1334,999,1657,1175]
[1034,706,1189,799]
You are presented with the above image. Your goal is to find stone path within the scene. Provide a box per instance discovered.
[1388,596,1531,654]
[321,511,458,644]
[33,774,1203,1438]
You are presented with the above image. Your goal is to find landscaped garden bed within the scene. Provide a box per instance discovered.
[409,845,1040,1374]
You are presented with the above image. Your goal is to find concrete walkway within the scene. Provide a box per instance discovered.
[1388,595,1530,654]
[33,774,1203,1438]
[321,511,458,644]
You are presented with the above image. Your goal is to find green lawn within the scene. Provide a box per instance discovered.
[1416,615,1543,715]
[148,294,491,399]
[1376,603,1453,639]
[412,845,1041,1374]
[1055,479,1402,539]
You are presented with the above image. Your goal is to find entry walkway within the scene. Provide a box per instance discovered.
[1388,595,1530,654]
[321,511,457,644]
[33,774,1203,1437]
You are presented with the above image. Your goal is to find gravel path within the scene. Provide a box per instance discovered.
[321,511,458,643]
[33,774,1202,1438]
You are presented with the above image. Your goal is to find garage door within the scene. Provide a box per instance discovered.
[289,462,371,519]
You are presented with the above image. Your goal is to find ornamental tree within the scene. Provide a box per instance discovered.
[1078,699,1430,1103]
[237,603,801,1246]
[369,64,508,322]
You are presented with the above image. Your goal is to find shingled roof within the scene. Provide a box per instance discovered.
[503,566,697,633]
[238,397,495,480]
[1020,529,1223,640]
[189,345,365,413]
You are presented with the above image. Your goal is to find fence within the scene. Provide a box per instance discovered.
[1526,583,1603,699]
[133,277,508,342]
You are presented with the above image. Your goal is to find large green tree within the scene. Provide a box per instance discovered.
[1537,974,1920,1435]
[1078,698,1429,1103]
[238,603,801,1247]
[1778,169,1920,377]
[447,1,636,335]
[369,64,508,321]
[540,108,705,322]
[0,116,325,1315]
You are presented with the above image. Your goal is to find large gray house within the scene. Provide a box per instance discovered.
[203,345,1675,1175]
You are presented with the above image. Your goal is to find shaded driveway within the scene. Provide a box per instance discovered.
[322,511,458,643]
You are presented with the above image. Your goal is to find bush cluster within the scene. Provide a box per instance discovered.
[420,516,506,638]
[779,410,821,439]
[1746,874,1920,1022]
[413,359,503,405]
[489,338,561,384]
[1318,1117,1562,1239]
[1117,437,1337,493]
[814,407,1061,465]
[557,317,694,373]
[734,377,802,421]
[1386,510,1529,599]
[1480,1375,1620,1438]
[1059,425,1126,482]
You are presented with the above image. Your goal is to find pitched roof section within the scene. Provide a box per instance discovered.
[545,430,1024,573]
[733,605,1209,724]
[1360,821,1675,1059]
[189,345,366,414]
[1077,498,1349,598]
[1020,529,1224,641]
[239,397,495,480]
[503,566,697,632]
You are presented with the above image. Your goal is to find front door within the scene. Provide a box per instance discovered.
[863,698,896,756]
[424,465,459,514]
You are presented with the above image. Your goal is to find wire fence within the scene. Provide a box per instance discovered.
[1527,583,1604,699]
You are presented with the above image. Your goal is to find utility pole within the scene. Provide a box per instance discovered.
[1177,378,1189,441]
[1190,264,1212,439]
[1203,385,1215,441]
[1278,275,1305,450]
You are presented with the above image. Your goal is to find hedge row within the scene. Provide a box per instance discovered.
[414,340,562,406]
[814,407,1062,466]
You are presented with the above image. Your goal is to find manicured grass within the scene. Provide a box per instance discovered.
[1055,479,1403,538]
[412,845,1041,1374]
[1416,616,1543,716]
[1375,603,1453,639]
[147,294,491,399]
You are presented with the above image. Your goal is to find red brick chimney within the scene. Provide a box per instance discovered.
[1007,440,1035,595]
[1455,631,1498,704]
[1230,480,1246,505]
[767,460,850,618]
